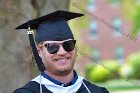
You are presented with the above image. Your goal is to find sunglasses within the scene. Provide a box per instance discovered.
[44,40,76,54]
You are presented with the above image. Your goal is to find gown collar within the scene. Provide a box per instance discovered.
[41,70,78,87]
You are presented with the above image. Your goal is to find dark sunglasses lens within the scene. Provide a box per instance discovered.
[63,40,76,52]
[45,43,59,54]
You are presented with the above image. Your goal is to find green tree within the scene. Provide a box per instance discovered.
[122,0,140,36]
[119,52,140,79]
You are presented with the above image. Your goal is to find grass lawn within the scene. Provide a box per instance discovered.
[96,79,140,92]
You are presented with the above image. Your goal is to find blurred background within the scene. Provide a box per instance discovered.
[0,0,140,93]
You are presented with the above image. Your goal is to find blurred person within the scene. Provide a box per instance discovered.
[13,10,109,93]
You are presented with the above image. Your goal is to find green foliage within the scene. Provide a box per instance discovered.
[126,52,140,79]
[69,0,89,29]
[88,65,110,82]
[85,63,96,79]
[132,5,140,36]
[119,52,140,79]
[101,60,120,72]
[85,60,120,83]
[122,0,140,36]
[119,64,133,79]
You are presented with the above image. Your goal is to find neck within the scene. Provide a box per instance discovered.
[44,70,74,84]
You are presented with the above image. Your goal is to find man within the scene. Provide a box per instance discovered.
[13,10,109,93]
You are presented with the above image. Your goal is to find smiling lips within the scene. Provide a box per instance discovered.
[54,57,70,61]
[53,57,71,65]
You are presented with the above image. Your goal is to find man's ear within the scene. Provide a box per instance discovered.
[36,46,42,57]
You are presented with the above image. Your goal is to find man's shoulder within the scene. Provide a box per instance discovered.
[77,79,109,93]
[13,81,40,93]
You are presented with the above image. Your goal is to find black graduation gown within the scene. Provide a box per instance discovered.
[13,79,109,93]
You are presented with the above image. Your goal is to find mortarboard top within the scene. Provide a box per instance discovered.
[16,10,84,29]
[16,10,84,43]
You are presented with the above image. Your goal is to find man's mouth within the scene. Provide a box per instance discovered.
[54,57,70,62]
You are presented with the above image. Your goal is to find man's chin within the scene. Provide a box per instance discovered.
[55,69,73,76]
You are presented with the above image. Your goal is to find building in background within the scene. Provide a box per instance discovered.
[80,0,140,65]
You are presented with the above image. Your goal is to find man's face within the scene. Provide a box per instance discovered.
[38,39,76,76]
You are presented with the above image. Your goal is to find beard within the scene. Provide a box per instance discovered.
[54,61,75,76]
[45,54,76,77]
[54,69,73,76]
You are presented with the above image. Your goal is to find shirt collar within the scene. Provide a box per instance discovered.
[41,70,78,87]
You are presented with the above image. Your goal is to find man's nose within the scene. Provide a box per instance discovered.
[57,45,67,55]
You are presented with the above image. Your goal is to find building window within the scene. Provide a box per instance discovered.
[109,0,121,8]
[115,46,124,64]
[112,17,122,37]
[87,0,96,12]
[88,21,98,39]
[92,48,100,63]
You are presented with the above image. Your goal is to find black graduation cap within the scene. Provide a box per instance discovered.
[16,10,84,43]
[15,10,84,72]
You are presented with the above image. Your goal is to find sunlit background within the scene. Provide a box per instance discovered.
[0,0,140,93]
